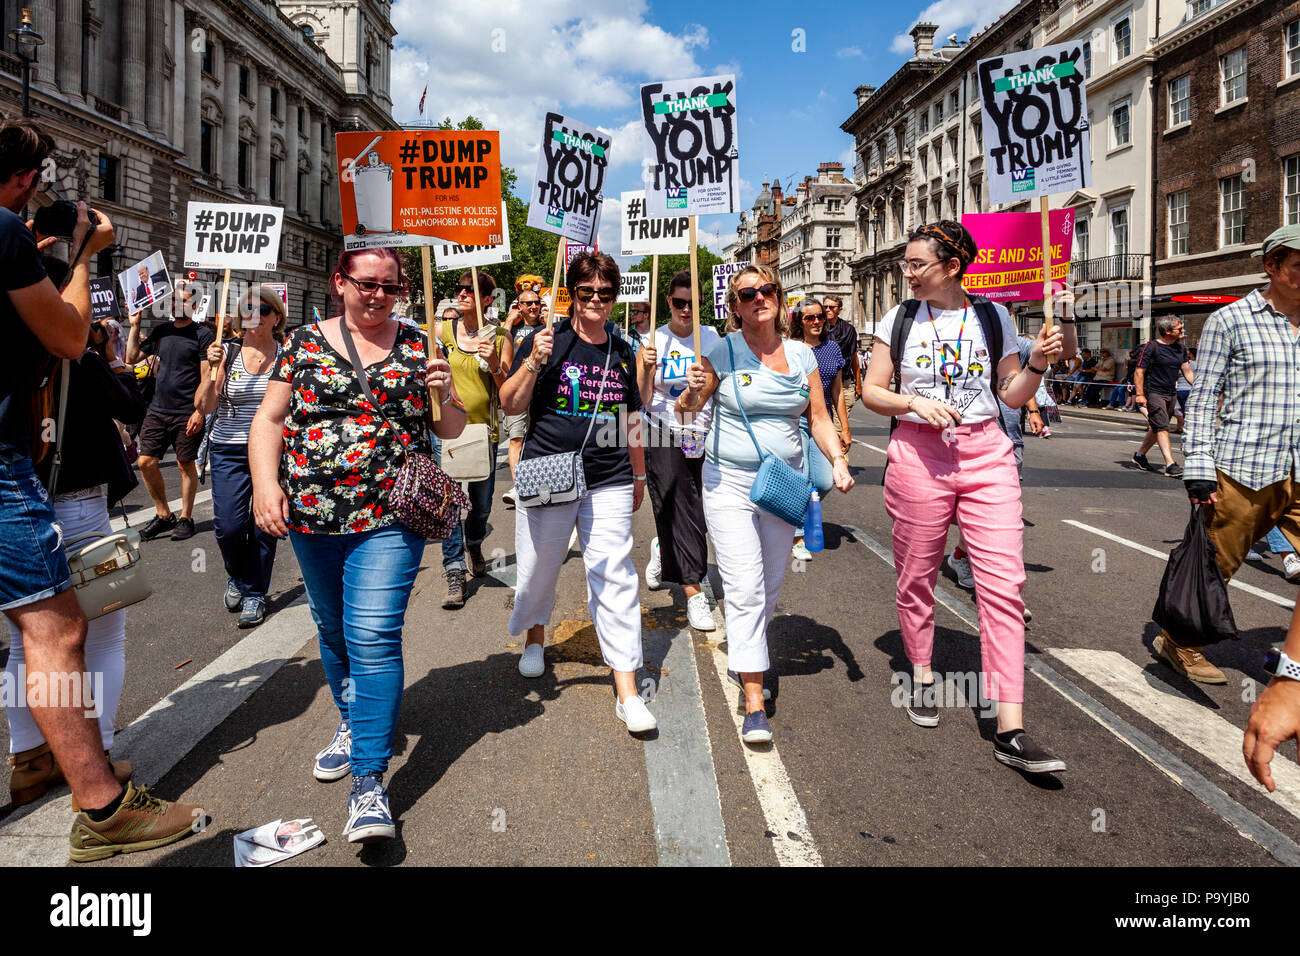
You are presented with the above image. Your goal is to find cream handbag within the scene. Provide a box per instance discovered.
[439,423,492,482]
[46,359,152,620]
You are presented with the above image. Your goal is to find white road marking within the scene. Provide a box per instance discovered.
[111,489,214,532]
[701,580,822,866]
[852,439,887,456]
[841,523,1300,865]
[1063,519,1295,611]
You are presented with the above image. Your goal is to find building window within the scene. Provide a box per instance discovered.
[200,122,214,174]
[1075,216,1090,261]
[947,132,958,167]
[1082,40,1092,78]
[1220,48,1247,105]
[270,88,280,117]
[298,110,306,136]
[826,261,841,282]
[1284,155,1299,225]
[1167,191,1189,256]
[827,226,841,248]
[935,139,943,168]
[202,39,214,76]
[950,90,959,112]
[1286,21,1300,79]
[894,202,903,237]
[971,181,982,209]
[270,157,281,202]
[973,123,982,150]
[1112,15,1132,61]
[1168,76,1190,126]
[1220,175,1245,246]
[1110,206,1129,258]
[947,193,957,220]
[1110,100,1131,148]
[918,199,927,223]
[302,239,311,268]
[920,111,929,133]
[935,100,943,123]
[827,198,841,214]
[300,23,314,42]
[239,65,250,99]
[237,141,250,189]
[918,147,927,176]
[98,155,118,203]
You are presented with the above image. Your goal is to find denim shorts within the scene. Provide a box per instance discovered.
[0,458,72,611]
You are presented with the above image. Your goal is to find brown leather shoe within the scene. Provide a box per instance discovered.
[69,780,207,863]
[1153,632,1227,684]
[8,743,65,806]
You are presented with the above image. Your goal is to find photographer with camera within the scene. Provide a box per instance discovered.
[0,116,206,858]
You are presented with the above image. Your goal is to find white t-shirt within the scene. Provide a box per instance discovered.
[875,300,1019,425]
[648,324,721,434]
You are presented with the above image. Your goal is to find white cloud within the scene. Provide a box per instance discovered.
[836,46,863,58]
[890,0,1018,56]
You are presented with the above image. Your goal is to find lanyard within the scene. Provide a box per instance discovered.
[924,298,969,396]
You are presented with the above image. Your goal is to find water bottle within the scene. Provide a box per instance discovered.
[804,490,824,552]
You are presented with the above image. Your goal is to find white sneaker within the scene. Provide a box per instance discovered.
[645,537,664,590]
[518,642,545,678]
[1246,549,1264,562]
[791,541,813,561]
[616,695,657,733]
[687,593,716,631]
[947,552,975,590]
[1286,553,1300,581]
[502,486,515,506]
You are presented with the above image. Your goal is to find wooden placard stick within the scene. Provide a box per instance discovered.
[1040,196,1054,332]
[648,254,659,339]
[421,245,441,422]
[208,267,231,381]
[688,217,701,359]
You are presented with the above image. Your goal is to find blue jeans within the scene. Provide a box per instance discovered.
[0,458,70,611]
[435,439,497,572]
[290,524,425,777]
[799,419,833,495]
[210,442,278,598]
[1267,526,1295,555]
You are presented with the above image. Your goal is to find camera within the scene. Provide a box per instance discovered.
[33,199,100,240]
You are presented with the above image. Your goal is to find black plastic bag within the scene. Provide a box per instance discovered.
[1152,504,1238,646]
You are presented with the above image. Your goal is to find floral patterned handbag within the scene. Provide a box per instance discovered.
[339,320,469,540]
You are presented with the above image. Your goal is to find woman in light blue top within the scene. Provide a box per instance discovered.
[676,264,853,744]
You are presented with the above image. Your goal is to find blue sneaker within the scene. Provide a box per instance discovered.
[727,669,772,701]
[313,721,351,782]
[224,579,242,612]
[345,773,395,842]
[741,710,773,744]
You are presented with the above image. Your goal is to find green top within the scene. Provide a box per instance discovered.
[442,318,506,445]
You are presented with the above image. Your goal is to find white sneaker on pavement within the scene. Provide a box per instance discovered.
[1286,553,1300,581]
[502,486,515,506]
[518,642,545,678]
[687,593,716,631]
[791,541,813,561]
[1246,549,1264,562]
[947,552,975,589]
[616,695,657,733]
[645,536,664,590]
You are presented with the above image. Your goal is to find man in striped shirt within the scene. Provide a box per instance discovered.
[1154,225,1300,684]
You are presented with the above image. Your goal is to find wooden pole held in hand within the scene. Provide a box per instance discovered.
[1040,196,1054,332]
[209,268,231,381]
[648,254,659,339]
[688,217,701,359]
[421,246,441,422]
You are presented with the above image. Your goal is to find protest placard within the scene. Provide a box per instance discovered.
[433,202,512,272]
[526,113,610,246]
[620,272,650,303]
[336,130,503,250]
[962,211,1075,301]
[117,250,173,314]
[89,276,119,321]
[192,293,212,325]
[640,75,739,217]
[263,282,289,311]
[977,42,1091,205]
[543,286,571,320]
[620,189,690,257]
[183,203,284,271]
[712,261,749,324]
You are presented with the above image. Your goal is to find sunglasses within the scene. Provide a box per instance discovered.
[630,308,649,316]
[341,273,403,296]
[736,283,778,303]
[519,299,542,307]
[574,286,616,303]
[803,312,824,321]
[670,296,693,310]
[257,304,277,317]
[456,284,480,295]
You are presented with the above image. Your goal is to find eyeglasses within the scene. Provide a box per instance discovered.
[573,286,617,303]
[629,308,649,316]
[802,312,824,321]
[897,259,942,275]
[257,304,277,317]
[341,273,403,296]
[670,296,693,310]
[736,283,778,303]
[519,299,542,307]
[456,284,478,295]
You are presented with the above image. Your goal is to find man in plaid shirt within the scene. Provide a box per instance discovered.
[1153,225,1300,684]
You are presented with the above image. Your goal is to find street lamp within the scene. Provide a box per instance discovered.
[870,214,882,338]
[8,9,44,118]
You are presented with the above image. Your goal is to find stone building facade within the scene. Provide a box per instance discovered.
[0,0,397,328]
[777,162,857,327]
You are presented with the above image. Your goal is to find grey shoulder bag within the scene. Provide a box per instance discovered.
[513,333,613,507]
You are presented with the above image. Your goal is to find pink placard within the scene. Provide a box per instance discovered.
[961,210,1075,301]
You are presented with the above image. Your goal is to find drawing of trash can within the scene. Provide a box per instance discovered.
[352,150,393,235]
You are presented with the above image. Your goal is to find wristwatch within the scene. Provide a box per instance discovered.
[1264,648,1300,682]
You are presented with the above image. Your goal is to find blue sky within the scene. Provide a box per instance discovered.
[389,0,1016,263]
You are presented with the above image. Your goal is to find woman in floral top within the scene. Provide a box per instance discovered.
[249,247,465,844]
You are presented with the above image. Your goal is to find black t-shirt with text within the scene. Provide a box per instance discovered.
[1137,340,1189,395]
[509,320,642,490]
[140,320,214,416]
[0,208,50,465]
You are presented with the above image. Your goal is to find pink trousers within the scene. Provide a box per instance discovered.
[883,419,1026,703]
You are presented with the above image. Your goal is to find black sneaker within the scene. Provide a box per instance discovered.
[139,514,177,541]
[906,681,940,728]
[1164,463,1184,478]
[170,517,196,541]
[442,569,465,609]
[467,543,486,578]
[1131,452,1154,472]
[237,596,266,628]
[993,731,1066,774]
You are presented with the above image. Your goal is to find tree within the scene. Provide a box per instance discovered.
[627,247,726,332]
[401,116,561,321]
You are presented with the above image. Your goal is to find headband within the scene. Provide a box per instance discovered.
[916,224,973,266]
